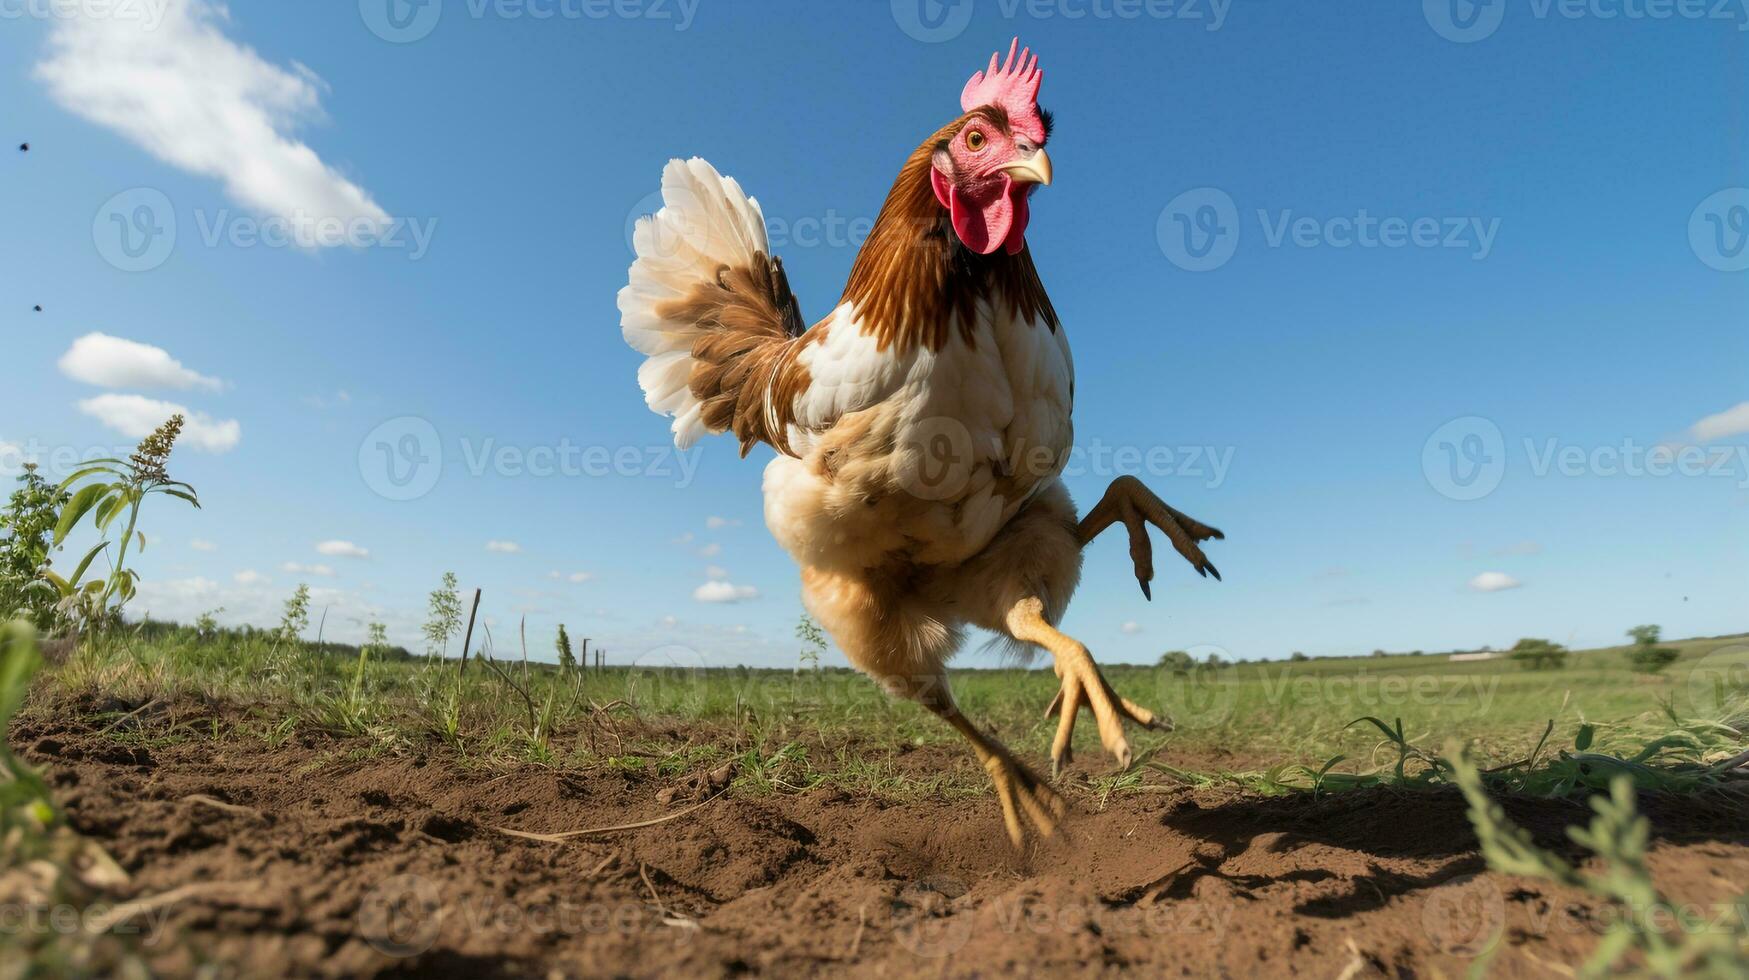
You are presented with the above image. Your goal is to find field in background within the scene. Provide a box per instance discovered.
[32,622,1749,791]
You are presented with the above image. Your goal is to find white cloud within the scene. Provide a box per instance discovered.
[705,516,741,530]
[1120,621,1142,635]
[58,333,224,392]
[281,562,336,578]
[190,538,217,552]
[1468,572,1522,593]
[75,394,240,453]
[233,569,267,585]
[704,565,729,580]
[35,0,390,246]
[1691,402,1749,443]
[693,580,758,603]
[697,543,722,558]
[671,531,695,545]
[315,540,369,559]
[134,575,407,648]
[485,540,521,554]
[554,571,594,584]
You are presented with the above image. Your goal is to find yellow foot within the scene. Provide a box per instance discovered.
[1078,475,1224,599]
[982,750,1066,848]
[1043,646,1167,778]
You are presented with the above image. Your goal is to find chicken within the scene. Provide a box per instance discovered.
[618,40,1224,846]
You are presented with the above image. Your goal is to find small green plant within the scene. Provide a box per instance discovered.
[356,621,388,696]
[424,571,462,658]
[1449,746,1749,977]
[556,623,576,671]
[278,584,311,643]
[1,621,139,972]
[0,463,70,630]
[1509,637,1569,671]
[795,612,825,674]
[1625,625,1680,675]
[46,415,199,631]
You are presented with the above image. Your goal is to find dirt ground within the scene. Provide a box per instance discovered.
[12,699,1748,978]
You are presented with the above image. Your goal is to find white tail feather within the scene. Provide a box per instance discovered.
[617,158,770,448]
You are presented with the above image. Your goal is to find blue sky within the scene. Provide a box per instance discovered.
[1,0,1744,668]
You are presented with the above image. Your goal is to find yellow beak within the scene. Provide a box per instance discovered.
[1000,148,1053,187]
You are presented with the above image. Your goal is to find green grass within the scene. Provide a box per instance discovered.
[23,620,1749,801]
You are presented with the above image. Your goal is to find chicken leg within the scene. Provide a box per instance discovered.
[926,696,1065,847]
[1007,478,1225,779]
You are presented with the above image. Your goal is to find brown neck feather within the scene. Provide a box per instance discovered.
[839,114,1059,353]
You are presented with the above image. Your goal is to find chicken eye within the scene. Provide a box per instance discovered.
[965,130,986,151]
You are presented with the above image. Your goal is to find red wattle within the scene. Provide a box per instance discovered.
[932,171,1028,256]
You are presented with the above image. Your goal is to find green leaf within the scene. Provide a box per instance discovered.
[160,488,200,508]
[66,541,110,588]
[137,531,147,552]
[0,622,44,725]
[53,482,111,546]
[1575,724,1595,752]
[93,491,126,531]
[57,460,123,489]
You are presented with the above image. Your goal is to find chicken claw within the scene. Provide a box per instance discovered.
[1077,475,1224,599]
[1041,649,1166,778]
[1007,597,1164,780]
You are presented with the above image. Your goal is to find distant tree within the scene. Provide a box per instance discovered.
[555,623,576,671]
[1626,625,1662,647]
[0,463,70,630]
[1370,649,1387,658]
[278,584,311,643]
[423,571,462,657]
[194,607,223,639]
[1204,651,1227,669]
[1625,625,1679,674]
[365,622,389,653]
[1508,637,1568,671]
[1290,651,1310,663]
[795,612,826,674]
[1628,646,1680,674]
[1158,650,1195,675]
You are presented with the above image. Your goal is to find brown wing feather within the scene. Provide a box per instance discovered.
[654,253,816,457]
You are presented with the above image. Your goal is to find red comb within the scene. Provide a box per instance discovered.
[960,38,1045,142]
